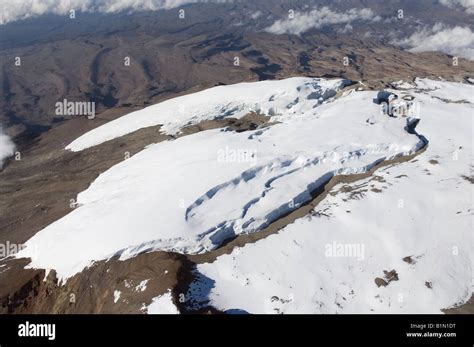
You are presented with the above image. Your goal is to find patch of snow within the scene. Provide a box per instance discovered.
[113,290,121,304]
[413,78,474,102]
[43,269,51,282]
[146,290,179,314]
[391,80,417,90]
[135,279,149,292]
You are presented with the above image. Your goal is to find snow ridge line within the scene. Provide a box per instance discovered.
[115,119,429,262]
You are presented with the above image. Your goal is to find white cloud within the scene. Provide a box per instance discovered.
[250,10,262,20]
[264,7,380,35]
[0,0,229,25]
[392,24,474,61]
[439,0,474,14]
[0,127,15,168]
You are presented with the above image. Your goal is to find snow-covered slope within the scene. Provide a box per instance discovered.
[66,78,350,151]
[412,78,473,102]
[17,77,427,281]
[145,290,179,314]
[186,80,474,313]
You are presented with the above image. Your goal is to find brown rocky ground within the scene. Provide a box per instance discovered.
[444,295,474,314]
[0,252,186,314]
[1,1,473,144]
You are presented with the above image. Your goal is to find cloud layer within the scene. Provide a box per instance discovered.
[0,0,225,25]
[392,23,474,61]
[264,7,380,35]
[0,128,15,168]
[439,0,474,14]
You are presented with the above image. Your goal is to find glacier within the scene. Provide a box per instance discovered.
[15,76,472,302]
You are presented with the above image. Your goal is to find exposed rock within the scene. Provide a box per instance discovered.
[375,278,388,288]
